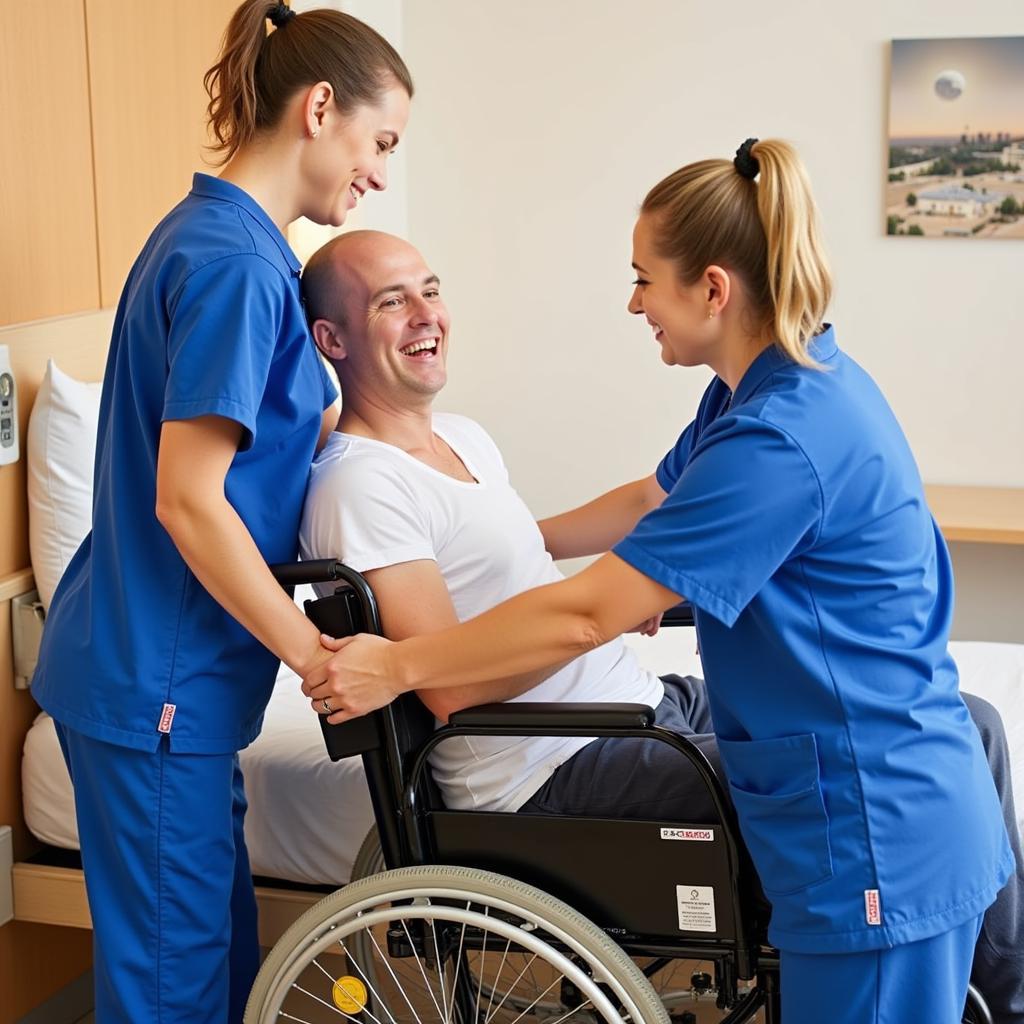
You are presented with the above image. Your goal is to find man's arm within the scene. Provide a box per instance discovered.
[538,473,667,560]
[364,559,564,722]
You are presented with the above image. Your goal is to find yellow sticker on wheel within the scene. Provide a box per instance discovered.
[332,975,368,1013]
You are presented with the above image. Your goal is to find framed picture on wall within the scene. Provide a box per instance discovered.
[887,36,1024,239]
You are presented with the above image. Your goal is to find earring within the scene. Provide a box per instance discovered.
[310,125,320,139]
[707,310,715,319]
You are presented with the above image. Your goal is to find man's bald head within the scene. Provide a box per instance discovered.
[301,230,450,406]
[302,230,416,331]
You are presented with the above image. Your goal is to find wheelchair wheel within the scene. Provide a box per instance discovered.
[351,823,385,880]
[349,828,764,1022]
[245,864,670,1023]
[963,983,994,1024]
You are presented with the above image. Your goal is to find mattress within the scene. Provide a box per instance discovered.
[22,634,1024,886]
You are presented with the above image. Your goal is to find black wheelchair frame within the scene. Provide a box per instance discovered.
[268,558,994,1024]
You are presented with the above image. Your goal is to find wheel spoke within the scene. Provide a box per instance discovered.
[362,923,428,1024]
[543,1001,603,1024]
[474,907,491,1013]
[502,974,563,1024]
[484,952,541,1023]
[483,938,513,1023]
[401,917,448,1020]
[327,940,398,1024]
[443,903,471,1024]
[428,914,452,1022]
[286,981,356,1021]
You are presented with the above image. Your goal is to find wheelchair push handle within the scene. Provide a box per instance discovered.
[269,558,348,587]
[268,559,383,638]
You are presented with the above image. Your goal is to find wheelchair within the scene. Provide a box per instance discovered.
[246,559,995,1024]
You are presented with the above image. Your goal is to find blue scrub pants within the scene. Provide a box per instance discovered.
[781,913,984,1023]
[55,723,259,1024]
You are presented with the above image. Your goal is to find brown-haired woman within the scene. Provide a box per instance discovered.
[305,139,1016,1022]
[31,3,411,1020]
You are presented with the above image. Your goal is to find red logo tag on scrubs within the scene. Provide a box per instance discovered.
[157,703,176,734]
[864,888,882,925]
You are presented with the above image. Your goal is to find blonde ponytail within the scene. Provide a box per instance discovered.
[750,140,832,366]
[641,138,832,368]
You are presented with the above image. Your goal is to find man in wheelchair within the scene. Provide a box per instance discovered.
[297,230,1022,1022]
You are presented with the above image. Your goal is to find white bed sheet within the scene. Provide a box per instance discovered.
[22,635,1024,885]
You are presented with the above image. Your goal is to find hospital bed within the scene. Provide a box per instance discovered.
[1,311,1021,1020]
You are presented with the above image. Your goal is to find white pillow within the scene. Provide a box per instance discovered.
[27,361,102,609]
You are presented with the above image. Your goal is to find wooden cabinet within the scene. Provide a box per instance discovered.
[925,485,1024,545]
[0,0,100,325]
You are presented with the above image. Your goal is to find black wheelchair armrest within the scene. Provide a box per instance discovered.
[448,701,655,730]
[661,601,695,627]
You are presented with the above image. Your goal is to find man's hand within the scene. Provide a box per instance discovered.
[628,612,664,637]
[301,633,404,723]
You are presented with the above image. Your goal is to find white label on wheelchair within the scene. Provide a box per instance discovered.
[676,885,717,933]
[660,827,714,841]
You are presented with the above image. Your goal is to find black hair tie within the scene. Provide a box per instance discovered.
[734,137,760,180]
[268,2,295,28]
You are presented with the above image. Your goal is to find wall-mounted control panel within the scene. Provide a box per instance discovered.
[0,344,18,465]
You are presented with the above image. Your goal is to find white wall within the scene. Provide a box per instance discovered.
[402,0,1024,641]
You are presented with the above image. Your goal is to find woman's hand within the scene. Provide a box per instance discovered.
[301,633,404,723]
[628,612,664,637]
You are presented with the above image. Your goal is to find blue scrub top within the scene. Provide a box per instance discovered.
[34,174,337,755]
[614,327,1012,953]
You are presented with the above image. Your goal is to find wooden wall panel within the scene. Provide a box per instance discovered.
[0,0,100,325]
[86,0,243,306]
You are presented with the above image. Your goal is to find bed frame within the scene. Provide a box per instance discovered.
[0,310,323,1021]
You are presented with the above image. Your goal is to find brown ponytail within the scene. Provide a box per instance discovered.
[641,139,832,368]
[204,1,413,165]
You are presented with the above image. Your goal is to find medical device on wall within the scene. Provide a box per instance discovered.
[0,345,18,465]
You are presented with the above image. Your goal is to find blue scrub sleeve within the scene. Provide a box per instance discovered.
[615,415,823,627]
[163,255,286,451]
[656,420,696,492]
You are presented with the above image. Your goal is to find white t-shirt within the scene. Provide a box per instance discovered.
[299,413,664,812]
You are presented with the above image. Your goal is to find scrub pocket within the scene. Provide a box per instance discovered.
[717,733,833,897]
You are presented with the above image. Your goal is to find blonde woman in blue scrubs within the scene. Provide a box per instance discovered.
[31,3,411,1021]
[304,138,1015,1022]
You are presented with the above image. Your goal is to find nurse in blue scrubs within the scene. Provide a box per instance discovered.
[305,138,1015,1022]
[31,3,412,1021]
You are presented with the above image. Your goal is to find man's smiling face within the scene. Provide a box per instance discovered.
[316,232,451,405]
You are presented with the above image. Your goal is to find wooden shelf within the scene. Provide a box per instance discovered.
[925,485,1024,545]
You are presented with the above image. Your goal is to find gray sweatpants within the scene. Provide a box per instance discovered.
[519,675,1023,1022]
